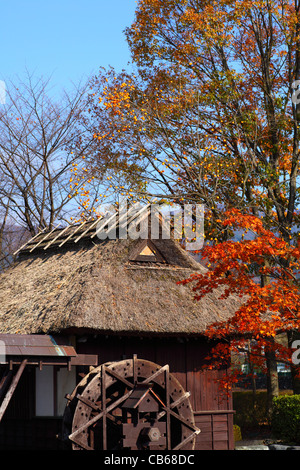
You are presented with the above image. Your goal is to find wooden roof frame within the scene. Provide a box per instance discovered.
[0,334,98,424]
[0,334,98,369]
[14,203,153,256]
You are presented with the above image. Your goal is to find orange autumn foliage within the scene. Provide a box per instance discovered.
[78,1,300,384]
[180,208,300,378]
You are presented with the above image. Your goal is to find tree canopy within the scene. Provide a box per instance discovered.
[76,0,300,398]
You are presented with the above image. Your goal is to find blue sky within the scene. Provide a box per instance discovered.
[0,0,137,90]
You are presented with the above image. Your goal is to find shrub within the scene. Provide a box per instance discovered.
[271,395,300,444]
[233,425,242,442]
[233,391,268,428]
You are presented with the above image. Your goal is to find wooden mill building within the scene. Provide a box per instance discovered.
[0,206,240,450]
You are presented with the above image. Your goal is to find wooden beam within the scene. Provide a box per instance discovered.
[29,224,61,252]
[104,366,134,389]
[141,364,169,384]
[75,216,104,242]
[0,359,27,422]
[0,369,13,403]
[173,430,200,451]
[43,223,72,250]
[58,219,89,247]
[165,366,171,449]
[102,365,107,450]
[157,391,191,420]
[76,394,117,423]
[13,226,48,255]
[68,388,134,446]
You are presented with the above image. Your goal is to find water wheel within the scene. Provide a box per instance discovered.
[61,355,200,450]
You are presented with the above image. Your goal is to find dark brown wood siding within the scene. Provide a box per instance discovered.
[194,412,234,450]
[0,334,234,450]
[76,336,232,409]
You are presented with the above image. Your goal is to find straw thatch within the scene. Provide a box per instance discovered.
[0,216,241,336]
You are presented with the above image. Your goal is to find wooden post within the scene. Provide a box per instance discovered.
[0,359,27,422]
[165,366,171,449]
[102,365,107,450]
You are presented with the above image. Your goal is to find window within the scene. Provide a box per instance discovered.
[35,366,76,417]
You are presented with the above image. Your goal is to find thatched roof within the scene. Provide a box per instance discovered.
[0,210,241,336]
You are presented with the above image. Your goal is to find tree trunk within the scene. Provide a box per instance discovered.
[261,269,279,418]
[288,331,300,394]
[247,341,258,425]
[265,346,279,420]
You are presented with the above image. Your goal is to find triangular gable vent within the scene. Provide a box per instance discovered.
[129,239,166,263]
[139,245,156,257]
